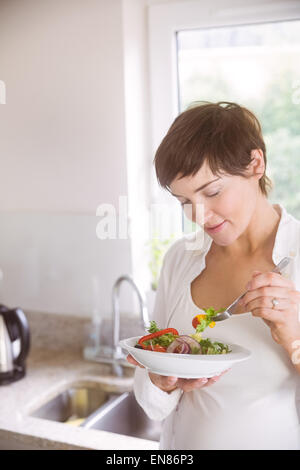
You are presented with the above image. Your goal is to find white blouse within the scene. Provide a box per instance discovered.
[133,203,300,450]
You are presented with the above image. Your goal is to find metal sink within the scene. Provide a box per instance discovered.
[80,391,162,441]
[29,380,162,442]
[30,381,122,425]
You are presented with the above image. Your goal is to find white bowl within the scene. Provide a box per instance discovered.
[119,336,252,378]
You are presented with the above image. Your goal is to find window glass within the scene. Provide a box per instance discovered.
[177,20,300,217]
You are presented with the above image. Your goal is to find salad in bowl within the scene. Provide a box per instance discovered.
[134,307,231,355]
[119,307,251,378]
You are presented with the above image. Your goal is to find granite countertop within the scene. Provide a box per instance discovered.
[0,310,159,450]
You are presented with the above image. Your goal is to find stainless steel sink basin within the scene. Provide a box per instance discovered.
[30,381,121,425]
[29,380,162,442]
[80,391,162,442]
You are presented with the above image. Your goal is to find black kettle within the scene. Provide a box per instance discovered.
[0,304,30,385]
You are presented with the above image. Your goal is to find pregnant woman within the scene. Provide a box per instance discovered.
[127,102,300,450]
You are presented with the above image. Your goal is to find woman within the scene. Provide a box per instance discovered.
[127,102,300,450]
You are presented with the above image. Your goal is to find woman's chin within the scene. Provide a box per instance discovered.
[214,239,231,246]
[211,233,234,246]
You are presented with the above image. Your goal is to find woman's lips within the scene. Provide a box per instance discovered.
[206,220,226,233]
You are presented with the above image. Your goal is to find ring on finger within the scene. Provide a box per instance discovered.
[271,297,280,309]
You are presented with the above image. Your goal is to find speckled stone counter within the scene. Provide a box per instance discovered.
[0,310,159,450]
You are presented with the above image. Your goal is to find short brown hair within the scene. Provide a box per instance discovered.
[154,101,272,197]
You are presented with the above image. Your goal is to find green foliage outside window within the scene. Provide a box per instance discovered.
[177,20,300,218]
[146,232,176,291]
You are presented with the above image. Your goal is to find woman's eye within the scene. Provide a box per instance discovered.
[179,191,220,206]
[179,201,188,207]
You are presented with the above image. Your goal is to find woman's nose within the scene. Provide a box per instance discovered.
[192,205,213,226]
[204,213,214,226]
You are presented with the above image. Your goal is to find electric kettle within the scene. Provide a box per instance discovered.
[0,304,30,385]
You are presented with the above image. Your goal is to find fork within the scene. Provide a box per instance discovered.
[209,256,293,322]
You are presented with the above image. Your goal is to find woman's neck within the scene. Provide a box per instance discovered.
[213,198,281,260]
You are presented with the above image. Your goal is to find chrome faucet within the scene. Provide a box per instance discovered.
[112,275,149,361]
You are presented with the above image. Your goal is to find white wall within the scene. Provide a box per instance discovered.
[0,0,127,212]
[0,0,152,318]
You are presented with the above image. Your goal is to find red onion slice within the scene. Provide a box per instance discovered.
[166,338,191,354]
[177,335,202,354]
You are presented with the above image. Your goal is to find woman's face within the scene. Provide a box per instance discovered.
[169,155,263,247]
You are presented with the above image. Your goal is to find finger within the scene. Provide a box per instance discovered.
[177,369,231,392]
[177,377,208,392]
[289,289,300,305]
[202,368,231,387]
[262,318,273,328]
[251,307,289,322]
[245,295,292,313]
[126,354,145,368]
[153,375,179,392]
[220,367,232,375]
[242,286,291,307]
[244,270,262,289]
[246,271,294,292]
[252,270,262,276]
[161,376,178,387]
[203,377,221,386]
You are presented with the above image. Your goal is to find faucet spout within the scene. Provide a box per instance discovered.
[112,275,149,360]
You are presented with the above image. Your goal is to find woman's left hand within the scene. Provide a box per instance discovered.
[240,270,300,351]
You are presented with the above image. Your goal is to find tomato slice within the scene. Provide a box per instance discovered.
[153,344,167,352]
[145,344,167,352]
[192,314,216,330]
[192,314,206,329]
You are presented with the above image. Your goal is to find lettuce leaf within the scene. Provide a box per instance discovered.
[195,306,226,333]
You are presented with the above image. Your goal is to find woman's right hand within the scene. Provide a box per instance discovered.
[126,354,231,393]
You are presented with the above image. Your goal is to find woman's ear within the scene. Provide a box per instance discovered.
[246,149,265,181]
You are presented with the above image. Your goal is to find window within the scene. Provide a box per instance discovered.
[177,19,300,217]
[149,1,300,219]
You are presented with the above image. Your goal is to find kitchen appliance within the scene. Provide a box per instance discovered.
[0,304,30,385]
